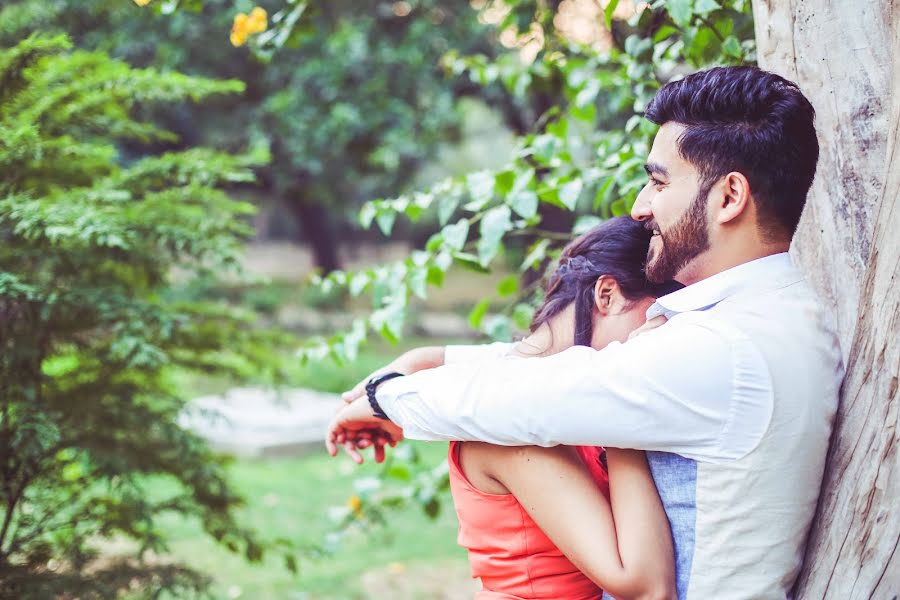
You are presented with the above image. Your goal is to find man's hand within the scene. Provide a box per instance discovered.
[333,346,442,463]
[341,346,444,404]
[326,396,405,464]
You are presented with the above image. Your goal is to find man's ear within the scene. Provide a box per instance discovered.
[594,275,618,316]
[716,171,752,225]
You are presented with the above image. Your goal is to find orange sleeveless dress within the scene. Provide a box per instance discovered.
[448,441,610,600]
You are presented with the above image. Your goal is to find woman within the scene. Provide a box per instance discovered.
[448,217,681,600]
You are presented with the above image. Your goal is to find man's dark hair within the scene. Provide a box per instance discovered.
[644,66,818,239]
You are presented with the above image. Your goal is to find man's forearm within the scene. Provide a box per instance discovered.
[376,321,750,461]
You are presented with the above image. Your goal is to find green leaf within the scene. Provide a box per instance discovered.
[593,177,616,212]
[453,252,491,273]
[624,35,653,58]
[512,303,535,330]
[425,232,443,253]
[546,117,568,140]
[483,315,513,341]
[371,294,406,343]
[375,209,396,236]
[653,24,679,43]
[349,272,370,297]
[438,193,460,226]
[694,0,722,16]
[573,215,604,235]
[510,190,538,219]
[521,238,551,272]
[466,171,496,209]
[496,274,519,297]
[667,0,694,28]
[408,266,428,299]
[386,463,412,481]
[442,219,470,252]
[435,250,453,271]
[426,265,445,287]
[61,462,83,481]
[494,170,517,196]
[610,199,628,216]
[558,179,584,211]
[570,101,597,123]
[604,0,621,29]
[510,168,535,197]
[722,35,743,58]
[477,205,513,265]
[530,134,560,165]
[359,202,377,228]
[468,298,490,329]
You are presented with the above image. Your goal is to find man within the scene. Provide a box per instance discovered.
[326,66,843,599]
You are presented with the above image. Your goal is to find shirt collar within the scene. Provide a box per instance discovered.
[647,252,802,319]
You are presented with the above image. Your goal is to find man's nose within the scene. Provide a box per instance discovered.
[631,188,652,222]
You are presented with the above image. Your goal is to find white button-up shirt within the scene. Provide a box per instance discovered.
[378,252,843,599]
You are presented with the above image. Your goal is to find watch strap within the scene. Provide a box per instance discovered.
[365,371,404,420]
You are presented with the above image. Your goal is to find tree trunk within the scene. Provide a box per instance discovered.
[752,1,900,597]
[285,193,342,274]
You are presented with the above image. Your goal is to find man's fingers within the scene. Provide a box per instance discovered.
[374,444,386,463]
[341,384,366,404]
[342,370,384,403]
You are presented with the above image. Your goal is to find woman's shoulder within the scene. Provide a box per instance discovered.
[453,441,512,495]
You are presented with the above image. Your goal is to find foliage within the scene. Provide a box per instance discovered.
[0,34,296,598]
[298,0,755,360]
[1,0,498,272]
[151,444,464,600]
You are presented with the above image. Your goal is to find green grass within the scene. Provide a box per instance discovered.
[162,333,478,599]
[157,444,468,600]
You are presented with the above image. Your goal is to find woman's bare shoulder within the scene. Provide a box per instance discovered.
[468,444,582,481]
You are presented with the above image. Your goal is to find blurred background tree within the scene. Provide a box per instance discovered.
[300,0,754,357]
[1,0,501,274]
[0,33,297,598]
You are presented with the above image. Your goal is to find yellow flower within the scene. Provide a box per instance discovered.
[347,495,363,513]
[246,7,268,34]
[230,30,248,47]
[230,8,266,48]
[133,0,152,6]
[231,13,250,47]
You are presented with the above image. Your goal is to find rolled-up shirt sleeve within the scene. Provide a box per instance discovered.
[377,315,773,463]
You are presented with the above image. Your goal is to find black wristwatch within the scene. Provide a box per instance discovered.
[365,371,405,420]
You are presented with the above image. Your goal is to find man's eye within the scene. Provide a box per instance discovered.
[650,178,664,188]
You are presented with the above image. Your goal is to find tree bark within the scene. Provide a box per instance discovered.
[752,1,900,597]
[284,192,342,274]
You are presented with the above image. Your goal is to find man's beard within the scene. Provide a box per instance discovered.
[645,184,712,283]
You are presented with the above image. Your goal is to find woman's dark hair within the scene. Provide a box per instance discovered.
[644,66,818,240]
[530,216,681,347]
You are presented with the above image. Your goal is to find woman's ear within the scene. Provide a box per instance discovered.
[593,275,619,316]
